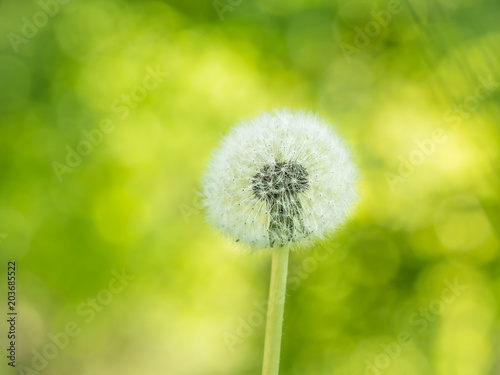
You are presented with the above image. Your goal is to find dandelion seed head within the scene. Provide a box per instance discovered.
[202,109,358,250]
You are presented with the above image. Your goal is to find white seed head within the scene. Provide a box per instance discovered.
[202,109,358,250]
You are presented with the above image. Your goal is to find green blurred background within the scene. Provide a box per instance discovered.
[1,0,499,374]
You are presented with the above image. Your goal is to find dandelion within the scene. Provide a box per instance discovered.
[202,109,358,375]
[203,109,357,249]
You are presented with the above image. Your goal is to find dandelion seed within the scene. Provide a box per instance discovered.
[202,109,358,250]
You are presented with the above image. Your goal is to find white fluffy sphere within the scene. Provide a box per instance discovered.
[202,109,358,250]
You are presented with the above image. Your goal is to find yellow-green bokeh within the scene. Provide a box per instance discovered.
[0,0,499,374]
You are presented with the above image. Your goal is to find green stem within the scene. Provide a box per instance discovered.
[262,245,290,375]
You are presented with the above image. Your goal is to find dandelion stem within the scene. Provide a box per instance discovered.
[262,244,290,375]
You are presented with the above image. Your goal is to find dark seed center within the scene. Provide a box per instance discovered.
[251,161,309,200]
[251,161,310,247]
